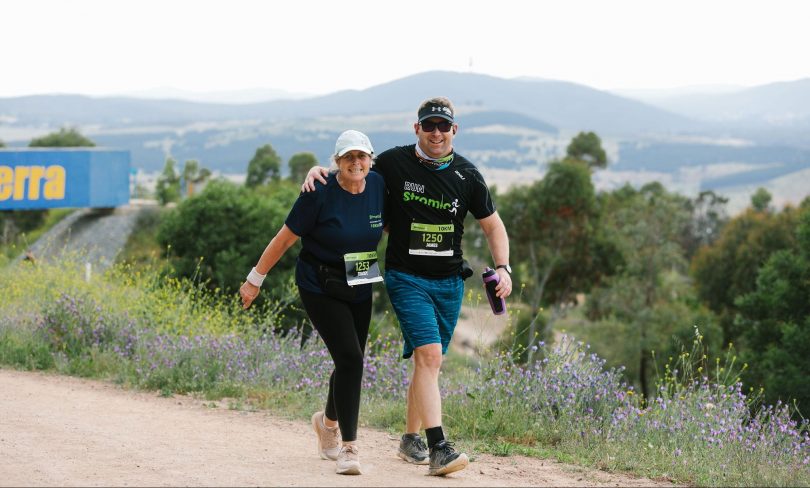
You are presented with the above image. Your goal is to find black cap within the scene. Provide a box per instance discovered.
[418,102,454,123]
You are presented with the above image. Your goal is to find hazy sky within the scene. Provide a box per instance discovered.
[3,0,809,98]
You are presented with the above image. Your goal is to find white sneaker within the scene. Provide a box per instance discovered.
[336,444,361,475]
[311,411,340,460]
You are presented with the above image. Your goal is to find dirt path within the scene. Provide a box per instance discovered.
[451,304,511,356]
[0,369,670,487]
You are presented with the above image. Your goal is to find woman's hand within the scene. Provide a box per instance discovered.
[240,281,260,309]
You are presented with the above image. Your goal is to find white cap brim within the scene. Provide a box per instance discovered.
[337,145,374,157]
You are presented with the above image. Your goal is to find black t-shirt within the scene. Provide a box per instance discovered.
[285,171,386,300]
[373,144,495,278]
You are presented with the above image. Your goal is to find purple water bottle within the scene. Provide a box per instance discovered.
[482,267,506,315]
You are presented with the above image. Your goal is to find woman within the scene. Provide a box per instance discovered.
[240,130,385,475]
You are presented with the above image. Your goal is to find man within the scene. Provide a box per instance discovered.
[304,97,512,476]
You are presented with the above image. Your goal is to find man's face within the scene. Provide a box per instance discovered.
[414,116,457,159]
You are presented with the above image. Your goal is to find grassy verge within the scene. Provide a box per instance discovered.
[0,208,75,265]
[116,206,166,268]
[1,256,808,487]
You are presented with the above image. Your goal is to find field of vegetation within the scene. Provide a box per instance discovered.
[2,129,809,486]
[2,252,808,486]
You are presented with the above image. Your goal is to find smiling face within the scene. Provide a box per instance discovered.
[415,116,457,159]
[336,149,371,183]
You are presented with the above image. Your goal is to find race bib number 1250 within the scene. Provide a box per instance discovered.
[409,223,454,256]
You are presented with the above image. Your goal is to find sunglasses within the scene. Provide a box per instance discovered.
[419,120,453,133]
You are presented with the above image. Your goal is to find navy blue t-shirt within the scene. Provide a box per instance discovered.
[285,171,386,301]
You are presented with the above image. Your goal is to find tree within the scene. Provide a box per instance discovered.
[751,187,772,212]
[735,207,810,409]
[0,139,5,147]
[157,179,300,296]
[691,207,800,344]
[181,159,211,197]
[499,158,618,361]
[155,158,181,205]
[29,127,95,147]
[682,190,729,259]
[287,152,318,183]
[565,131,607,169]
[585,183,719,397]
[245,144,281,188]
[586,271,722,392]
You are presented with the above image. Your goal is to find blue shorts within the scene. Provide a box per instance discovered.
[385,268,464,359]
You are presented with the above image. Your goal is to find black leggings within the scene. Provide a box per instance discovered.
[299,288,371,442]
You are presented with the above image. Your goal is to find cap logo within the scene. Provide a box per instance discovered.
[431,106,452,117]
[419,102,454,122]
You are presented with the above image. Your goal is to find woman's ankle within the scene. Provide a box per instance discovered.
[322,414,338,430]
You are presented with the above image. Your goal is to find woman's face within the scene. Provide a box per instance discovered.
[337,150,372,182]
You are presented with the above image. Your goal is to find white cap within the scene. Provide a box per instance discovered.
[335,130,374,157]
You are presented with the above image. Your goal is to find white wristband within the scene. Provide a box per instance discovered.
[246,267,266,287]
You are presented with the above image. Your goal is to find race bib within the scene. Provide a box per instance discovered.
[409,222,454,256]
[343,251,383,285]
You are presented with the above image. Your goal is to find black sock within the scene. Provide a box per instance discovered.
[425,426,444,449]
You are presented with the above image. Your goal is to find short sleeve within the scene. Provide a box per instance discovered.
[284,189,320,237]
[468,168,496,219]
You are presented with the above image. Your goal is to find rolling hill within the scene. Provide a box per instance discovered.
[0,71,694,135]
[1,71,808,211]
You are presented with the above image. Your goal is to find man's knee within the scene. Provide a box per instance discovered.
[413,344,443,370]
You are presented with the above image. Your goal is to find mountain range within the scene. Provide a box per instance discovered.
[1,71,809,211]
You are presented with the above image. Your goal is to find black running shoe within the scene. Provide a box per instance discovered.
[398,433,429,465]
[428,440,469,476]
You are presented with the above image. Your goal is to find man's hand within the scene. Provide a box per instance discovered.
[302,166,330,192]
[240,281,260,309]
[495,268,512,298]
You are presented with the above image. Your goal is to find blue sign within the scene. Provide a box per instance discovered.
[0,149,130,210]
